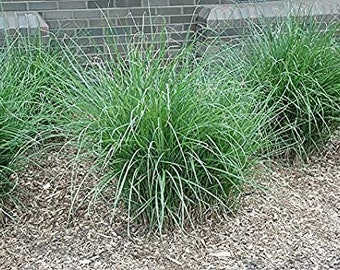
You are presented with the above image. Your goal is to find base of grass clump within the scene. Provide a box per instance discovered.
[240,17,340,161]
[0,167,15,202]
[60,30,265,233]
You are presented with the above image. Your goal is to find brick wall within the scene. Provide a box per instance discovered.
[1,0,338,57]
[1,0,246,54]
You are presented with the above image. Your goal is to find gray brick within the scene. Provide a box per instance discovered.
[115,0,142,8]
[74,36,106,46]
[104,26,132,35]
[55,29,76,38]
[104,8,130,18]
[0,2,28,11]
[116,15,170,26]
[156,7,182,15]
[194,0,220,5]
[88,0,115,8]
[183,6,199,15]
[59,1,87,9]
[73,9,102,19]
[130,8,156,16]
[89,18,111,27]
[60,19,89,29]
[115,16,141,26]
[170,15,193,24]
[170,0,194,6]
[76,27,103,37]
[220,0,240,3]
[28,1,58,11]
[142,0,169,7]
[69,44,104,55]
[43,10,73,20]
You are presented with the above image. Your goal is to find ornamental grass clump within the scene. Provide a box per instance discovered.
[63,32,264,233]
[0,37,70,201]
[243,18,340,160]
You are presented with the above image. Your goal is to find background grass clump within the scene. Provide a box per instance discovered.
[61,33,265,233]
[241,18,340,160]
[0,38,70,203]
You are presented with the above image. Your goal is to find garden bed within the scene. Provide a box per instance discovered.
[1,136,339,269]
[0,14,339,269]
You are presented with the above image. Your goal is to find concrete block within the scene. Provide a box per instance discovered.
[0,11,49,36]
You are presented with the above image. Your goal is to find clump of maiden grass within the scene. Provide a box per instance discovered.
[242,17,340,160]
[62,30,265,233]
[0,36,72,202]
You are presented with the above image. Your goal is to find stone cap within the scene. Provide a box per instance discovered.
[0,11,49,37]
[198,0,340,28]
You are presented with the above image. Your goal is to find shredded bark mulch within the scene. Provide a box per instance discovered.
[1,138,339,270]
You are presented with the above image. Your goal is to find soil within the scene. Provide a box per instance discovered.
[1,138,339,270]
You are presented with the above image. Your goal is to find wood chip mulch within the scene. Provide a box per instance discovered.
[1,138,339,270]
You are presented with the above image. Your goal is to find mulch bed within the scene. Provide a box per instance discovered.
[1,138,339,270]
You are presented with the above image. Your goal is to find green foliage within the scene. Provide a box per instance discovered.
[2,17,338,232]
[61,33,265,233]
[0,37,69,200]
[242,18,340,160]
